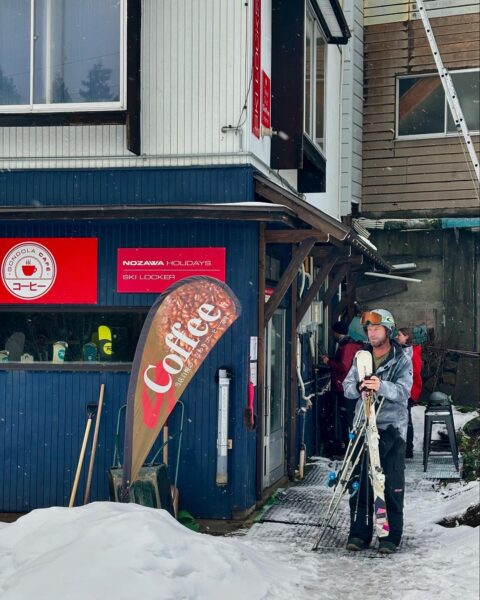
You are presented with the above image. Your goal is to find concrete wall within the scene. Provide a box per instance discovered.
[368,228,479,351]
[367,227,480,403]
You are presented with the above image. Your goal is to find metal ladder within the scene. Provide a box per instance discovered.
[414,0,479,182]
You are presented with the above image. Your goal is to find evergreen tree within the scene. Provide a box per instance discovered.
[52,73,72,103]
[0,67,21,104]
[79,61,114,102]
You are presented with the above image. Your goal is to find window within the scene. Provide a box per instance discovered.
[0,310,147,364]
[397,69,480,138]
[304,3,326,152]
[0,0,126,113]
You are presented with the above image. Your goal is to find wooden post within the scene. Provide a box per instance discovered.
[265,237,316,323]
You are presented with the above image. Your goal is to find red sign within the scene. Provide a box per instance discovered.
[122,276,241,490]
[0,238,97,304]
[117,247,226,293]
[262,71,271,128]
[252,0,261,138]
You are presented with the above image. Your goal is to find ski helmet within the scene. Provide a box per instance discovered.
[360,309,396,337]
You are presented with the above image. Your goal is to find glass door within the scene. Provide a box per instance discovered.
[264,309,286,488]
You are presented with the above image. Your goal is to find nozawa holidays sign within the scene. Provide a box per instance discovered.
[117,247,226,293]
[122,276,241,493]
[0,238,98,304]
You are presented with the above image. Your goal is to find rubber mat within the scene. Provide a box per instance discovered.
[251,451,449,553]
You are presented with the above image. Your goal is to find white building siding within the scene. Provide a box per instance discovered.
[141,0,250,162]
[0,0,267,171]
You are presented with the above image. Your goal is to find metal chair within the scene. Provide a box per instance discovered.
[423,391,459,472]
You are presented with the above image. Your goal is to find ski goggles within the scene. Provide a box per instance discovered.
[360,311,384,326]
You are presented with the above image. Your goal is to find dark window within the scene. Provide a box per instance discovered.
[305,3,326,152]
[397,69,480,137]
[0,310,147,364]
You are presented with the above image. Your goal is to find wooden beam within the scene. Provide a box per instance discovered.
[312,246,351,259]
[316,253,364,266]
[265,237,316,323]
[255,179,350,241]
[343,255,364,265]
[319,264,351,308]
[265,229,329,243]
[256,224,266,500]
[296,254,339,324]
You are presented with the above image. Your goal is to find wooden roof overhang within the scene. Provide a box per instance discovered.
[254,174,392,326]
[255,173,391,272]
[0,202,300,227]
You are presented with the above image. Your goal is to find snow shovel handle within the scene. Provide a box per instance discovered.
[83,384,105,504]
[69,414,95,507]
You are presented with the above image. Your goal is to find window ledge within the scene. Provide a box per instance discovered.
[395,131,480,142]
[0,362,132,372]
[0,111,127,127]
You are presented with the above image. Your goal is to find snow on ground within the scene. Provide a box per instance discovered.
[242,406,479,600]
[0,502,302,600]
[246,477,479,600]
[0,406,477,600]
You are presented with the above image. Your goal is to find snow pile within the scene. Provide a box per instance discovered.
[0,502,303,600]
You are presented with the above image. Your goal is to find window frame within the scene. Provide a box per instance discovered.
[304,1,327,157]
[395,68,480,140]
[0,0,127,115]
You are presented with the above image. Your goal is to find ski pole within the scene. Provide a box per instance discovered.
[353,440,367,522]
[83,384,105,504]
[312,398,386,550]
[313,442,367,550]
[69,403,97,507]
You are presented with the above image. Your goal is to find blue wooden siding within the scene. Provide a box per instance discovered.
[0,165,255,207]
[0,370,129,511]
[0,210,259,518]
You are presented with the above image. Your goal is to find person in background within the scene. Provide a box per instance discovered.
[396,327,423,458]
[320,321,363,448]
[347,302,368,343]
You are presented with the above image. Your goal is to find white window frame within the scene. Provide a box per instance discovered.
[304,1,327,156]
[0,0,127,114]
[395,68,480,140]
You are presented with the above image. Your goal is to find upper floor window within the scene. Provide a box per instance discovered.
[304,3,326,153]
[397,69,480,138]
[0,0,126,113]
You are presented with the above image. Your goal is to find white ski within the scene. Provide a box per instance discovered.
[355,350,390,538]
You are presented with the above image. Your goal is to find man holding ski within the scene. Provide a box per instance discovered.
[342,309,412,554]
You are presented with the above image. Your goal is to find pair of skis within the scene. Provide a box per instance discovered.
[313,350,389,550]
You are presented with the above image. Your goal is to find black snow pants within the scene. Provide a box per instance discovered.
[406,399,414,457]
[349,425,406,547]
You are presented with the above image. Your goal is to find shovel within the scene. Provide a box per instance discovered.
[83,384,105,504]
[69,403,97,507]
